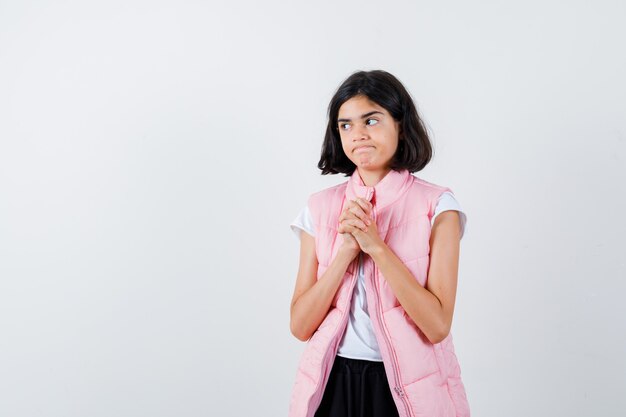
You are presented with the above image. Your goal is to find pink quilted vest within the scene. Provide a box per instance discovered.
[289,168,470,417]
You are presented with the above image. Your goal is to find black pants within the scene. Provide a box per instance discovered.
[314,355,400,417]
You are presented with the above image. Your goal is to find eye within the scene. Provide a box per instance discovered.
[366,118,378,126]
[339,123,350,130]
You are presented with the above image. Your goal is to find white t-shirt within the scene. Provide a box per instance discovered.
[290,191,467,361]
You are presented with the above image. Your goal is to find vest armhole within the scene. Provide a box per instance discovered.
[429,186,454,218]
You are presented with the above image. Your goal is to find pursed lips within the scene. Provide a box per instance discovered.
[354,145,374,153]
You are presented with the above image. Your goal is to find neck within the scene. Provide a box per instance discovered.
[356,167,392,187]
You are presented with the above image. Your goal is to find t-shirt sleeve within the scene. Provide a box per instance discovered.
[290,204,315,240]
[431,191,467,239]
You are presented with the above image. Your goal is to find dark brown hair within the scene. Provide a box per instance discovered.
[318,70,433,176]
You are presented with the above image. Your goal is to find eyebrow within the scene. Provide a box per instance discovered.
[337,111,384,123]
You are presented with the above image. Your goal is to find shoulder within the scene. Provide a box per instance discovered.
[408,174,456,216]
[410,174,452,194]
[304,179,349,232]
[307,180,348,208]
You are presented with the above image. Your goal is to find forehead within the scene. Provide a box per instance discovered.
[338,96,386,117]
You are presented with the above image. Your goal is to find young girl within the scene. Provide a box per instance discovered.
[289,70,470,417]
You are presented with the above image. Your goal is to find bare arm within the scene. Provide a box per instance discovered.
[289,231,358,342]
[369,210,461,344]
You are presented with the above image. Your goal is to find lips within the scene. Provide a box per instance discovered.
[354,145,374,153]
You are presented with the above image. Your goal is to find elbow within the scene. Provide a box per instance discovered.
[289,306,307,341]
[429,309,453,344]
[290,319,311,342]
[290,327,308,342]
[429,324,451,345]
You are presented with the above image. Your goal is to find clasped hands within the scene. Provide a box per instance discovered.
[338,197,384,257]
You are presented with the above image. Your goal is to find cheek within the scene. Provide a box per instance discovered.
[339,138,351,154]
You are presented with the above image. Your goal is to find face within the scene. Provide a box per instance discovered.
[336,95,401,173]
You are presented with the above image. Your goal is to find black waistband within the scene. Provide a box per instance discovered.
[333,355,387,374]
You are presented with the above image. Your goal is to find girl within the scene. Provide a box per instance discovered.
[289,70,470,417]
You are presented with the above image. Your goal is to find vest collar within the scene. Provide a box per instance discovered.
[345,168,413,210]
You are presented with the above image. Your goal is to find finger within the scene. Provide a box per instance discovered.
[345,222,364,235]
[342,202,366,225]
[353,198,372,215]
[347,218,368,232]
[341,201,371,229]
[348,202,371,225]
[339,218,354,233]
[340,217,364,232]
[343,222,358,234]
[339,211,361,228]
[338,208,353,223]
[338,217,354,233]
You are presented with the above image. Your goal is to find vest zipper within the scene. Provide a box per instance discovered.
[370,203,414,417]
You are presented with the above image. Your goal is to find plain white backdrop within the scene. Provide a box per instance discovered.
[1,1,625,416]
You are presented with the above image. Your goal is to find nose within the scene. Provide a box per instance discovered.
[352,123,369,141]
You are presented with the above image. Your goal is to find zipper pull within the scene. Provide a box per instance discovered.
[394,386,405,398]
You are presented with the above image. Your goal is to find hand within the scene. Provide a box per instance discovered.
[339,198,384,256]
[338,232,361,261]
[337,205,362,260]
[339,197,382,253]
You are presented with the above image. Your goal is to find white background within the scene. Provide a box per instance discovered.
[1,1,625,416]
